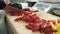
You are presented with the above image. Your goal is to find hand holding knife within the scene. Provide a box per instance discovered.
[0,0,22,12]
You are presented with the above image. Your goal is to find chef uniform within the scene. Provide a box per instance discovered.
[0,0,7,34]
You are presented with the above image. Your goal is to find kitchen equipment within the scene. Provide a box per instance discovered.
[33,2,52,12]
[26,0,39,7]
[33,0,60,16]
[52,8,60,16]
[40,0,60,2]
[39,0,60,14]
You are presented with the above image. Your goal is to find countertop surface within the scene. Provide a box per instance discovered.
[6,11,60,34]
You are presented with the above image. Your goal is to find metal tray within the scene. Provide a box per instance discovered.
[33,2,52,12]
[40,0,60,2]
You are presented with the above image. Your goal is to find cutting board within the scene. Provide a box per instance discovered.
[6,11,60,34]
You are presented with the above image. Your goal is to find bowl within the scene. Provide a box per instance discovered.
[53,8,60,15]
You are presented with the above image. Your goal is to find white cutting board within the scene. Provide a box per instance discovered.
[6,11,60,34]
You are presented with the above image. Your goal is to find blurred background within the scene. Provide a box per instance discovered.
[0,0,60,34]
